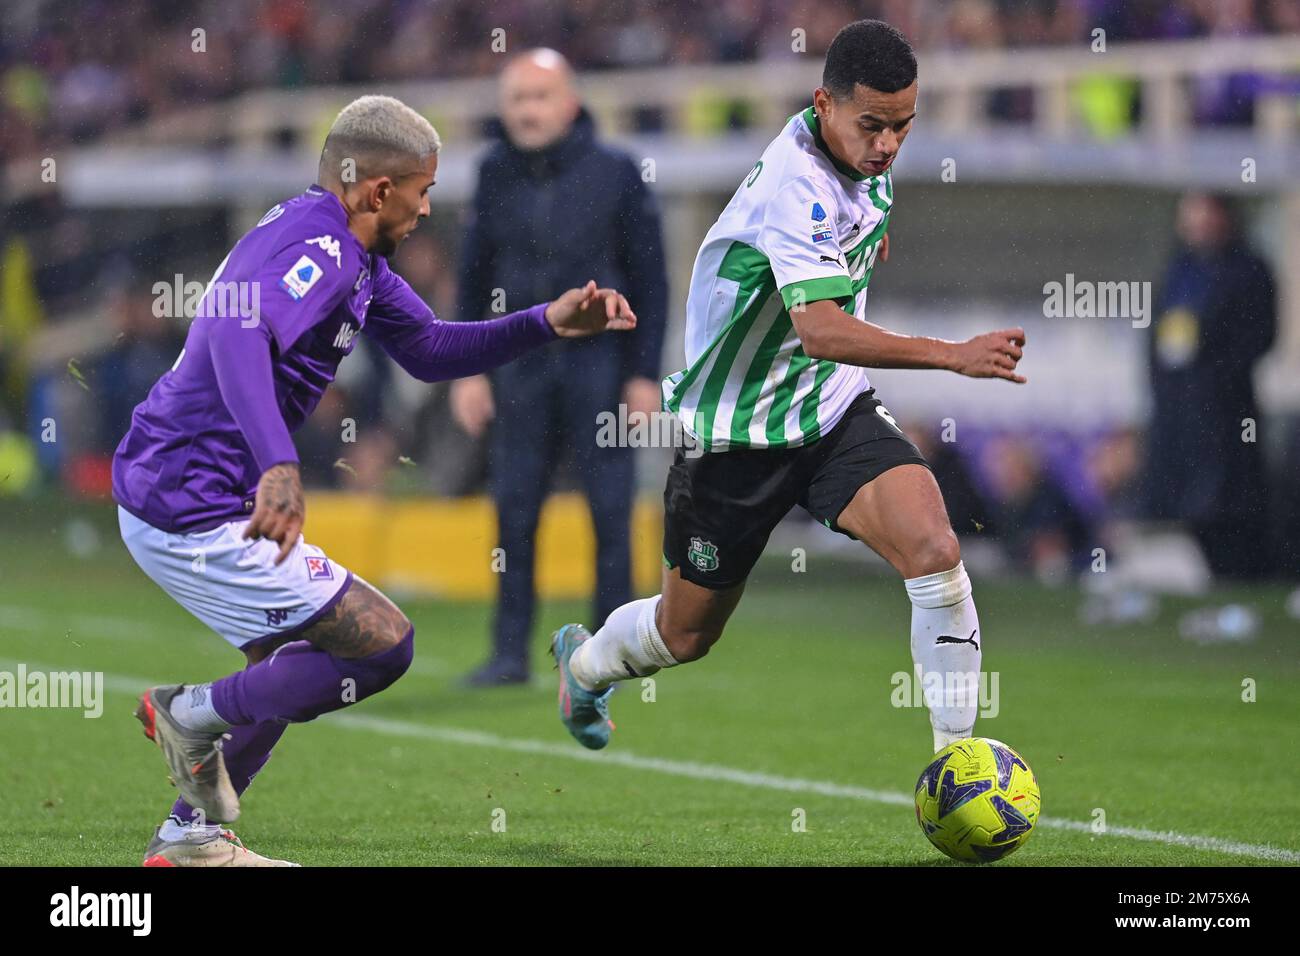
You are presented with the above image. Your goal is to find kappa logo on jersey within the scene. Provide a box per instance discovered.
[687,537,719,572]
[257,204,285,227]
[304,556,334,581]
[353,266,369,292]
[306,234,343,268]
[333,321,357,350]
[279,255,324,301]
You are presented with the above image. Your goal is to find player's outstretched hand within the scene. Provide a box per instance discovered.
[951,327,1027,384]
[244,462,306,565]
[544,280,637,338]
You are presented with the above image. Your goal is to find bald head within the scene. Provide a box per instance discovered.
[1176,192,1233,252]
[499,48,580,151]
[504,48,575,87]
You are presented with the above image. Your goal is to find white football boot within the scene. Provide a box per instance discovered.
[135,685,240,823]
[142,827,299,867]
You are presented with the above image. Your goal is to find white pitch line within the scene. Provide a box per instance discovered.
[5,658,1299,864]
[328,713,1300,864]
[0,606,168,642]
[0,606,447,675]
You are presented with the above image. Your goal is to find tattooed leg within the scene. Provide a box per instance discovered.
[167,579,415,826]
[301,575,412,658]
[208,577,415,725]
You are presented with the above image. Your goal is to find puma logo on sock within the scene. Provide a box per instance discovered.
[935,628,979,651]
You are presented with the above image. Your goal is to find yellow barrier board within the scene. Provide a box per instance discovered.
[305,491,664,600]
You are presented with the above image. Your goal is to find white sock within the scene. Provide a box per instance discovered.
[168,683,230,733]
[159,814,222,842]
[905,562,982,753]
[569,596,678,691]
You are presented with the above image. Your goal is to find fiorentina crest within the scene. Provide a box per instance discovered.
[304,556,333,581]
[687,537,719,572]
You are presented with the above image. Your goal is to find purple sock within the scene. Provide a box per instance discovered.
[169,719,288,824]
[209,627,414,726]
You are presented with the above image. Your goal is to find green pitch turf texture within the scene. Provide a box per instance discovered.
[1,500,1297,866]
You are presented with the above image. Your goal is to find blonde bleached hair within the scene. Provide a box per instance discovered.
[318,95,441,185]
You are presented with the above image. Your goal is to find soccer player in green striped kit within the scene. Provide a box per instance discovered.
[553,20,1027,755]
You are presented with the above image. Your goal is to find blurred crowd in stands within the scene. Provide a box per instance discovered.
[1,0,1298,585]
[4,0,1300,161]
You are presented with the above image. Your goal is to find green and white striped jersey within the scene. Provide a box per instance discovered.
[662,107,893,451]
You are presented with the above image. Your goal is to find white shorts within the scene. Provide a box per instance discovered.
[118,507,353,650]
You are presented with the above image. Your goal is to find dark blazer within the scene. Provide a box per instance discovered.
[1146,242,1276,522]
[456,108,668,383]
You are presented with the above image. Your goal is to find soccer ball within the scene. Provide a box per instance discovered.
[914,737,1041,863]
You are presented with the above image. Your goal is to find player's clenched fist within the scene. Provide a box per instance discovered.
[950,327,1027,384]
[544,280,637,338]
[243,462,306,564]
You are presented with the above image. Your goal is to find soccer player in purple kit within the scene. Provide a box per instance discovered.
[113,95,636,866]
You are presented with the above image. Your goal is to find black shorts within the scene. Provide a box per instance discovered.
[662,388,930,589]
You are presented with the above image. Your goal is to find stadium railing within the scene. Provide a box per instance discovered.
[6,35,1299,202]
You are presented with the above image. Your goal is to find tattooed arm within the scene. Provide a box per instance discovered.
[243,462,306,564]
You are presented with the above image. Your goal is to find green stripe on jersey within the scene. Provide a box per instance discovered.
[664,242,766,415]
[798,359,837,443]
[665,237,878,452]
[663,109,895,452]
[679,242,775,443]
[765,347,813,446]
[729,306,794,443]
[780,275,852,310]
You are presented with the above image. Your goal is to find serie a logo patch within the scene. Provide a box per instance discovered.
[810,201,833,243]
[279,255,323,301]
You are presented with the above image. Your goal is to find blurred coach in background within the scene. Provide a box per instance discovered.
[1146,192,1276,579]
[452,48,668,686]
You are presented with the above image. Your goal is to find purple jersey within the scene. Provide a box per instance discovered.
[114,185,556,532]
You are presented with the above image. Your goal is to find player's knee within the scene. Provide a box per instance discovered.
[660,622,720,664]
[365,601,413,654]
[904,528,961,579]
[384,611,414,651]
[352,624,415,699]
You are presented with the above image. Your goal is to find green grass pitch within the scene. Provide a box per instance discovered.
[1,500,1297,866]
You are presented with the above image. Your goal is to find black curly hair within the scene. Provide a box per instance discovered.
[823,19,917,98]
